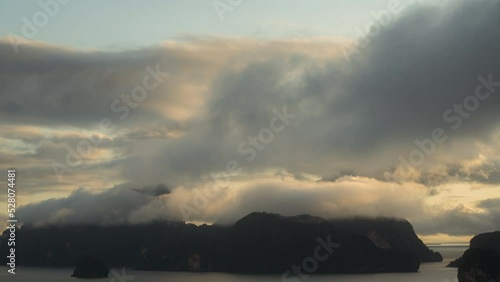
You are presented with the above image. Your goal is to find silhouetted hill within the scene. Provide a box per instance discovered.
[0,212,440,274]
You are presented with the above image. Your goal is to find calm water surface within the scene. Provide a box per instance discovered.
[0,246,465,282]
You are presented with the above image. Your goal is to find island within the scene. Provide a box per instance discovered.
[0,212,442,275]
[447,231,500,282]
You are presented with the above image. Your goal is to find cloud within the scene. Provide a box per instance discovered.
[133,184,171,197]
[16,176,500,237]
[120,0,500,188]
[415,197,500,236]
[17,176,428,225]
[2,1,500,237]
[17,183,172,226]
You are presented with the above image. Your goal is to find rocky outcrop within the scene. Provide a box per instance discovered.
[457,248,500,282]
[332,217,442,262]
[71,255,109,278]
[446,256,463,267]
[215,212,420,273]
[470,231,500,252]
[448,231,500,282]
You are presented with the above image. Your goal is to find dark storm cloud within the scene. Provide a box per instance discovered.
[121,0,500,187]
[332,1,500,147]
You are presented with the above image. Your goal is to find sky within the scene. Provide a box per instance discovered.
[1,0,500,244]
[1,0,442,48]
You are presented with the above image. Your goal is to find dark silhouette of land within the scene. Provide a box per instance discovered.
[71,255,109,278]
[1,212,443,274]
[447,231,500,281]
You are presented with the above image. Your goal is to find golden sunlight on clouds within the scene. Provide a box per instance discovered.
[425,182,500,211]
[419,234,472,245]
